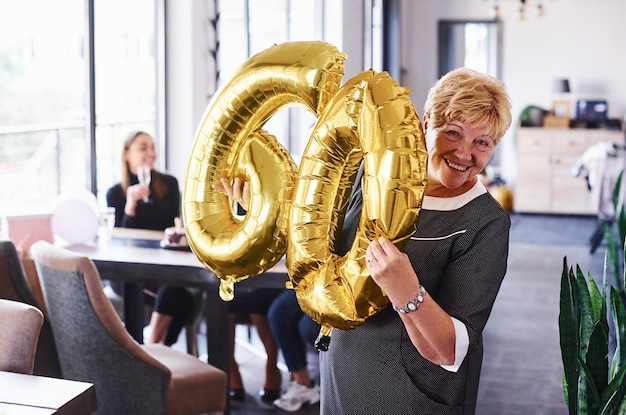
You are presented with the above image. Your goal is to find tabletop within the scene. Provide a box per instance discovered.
[0,371,97,415]
[64,228,289,289]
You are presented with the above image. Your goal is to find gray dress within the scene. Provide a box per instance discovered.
[320,183,511,415]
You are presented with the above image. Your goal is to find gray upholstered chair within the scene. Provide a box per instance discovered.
[31,241,227,415]
[0,239,62,377]
[0,298,44,374]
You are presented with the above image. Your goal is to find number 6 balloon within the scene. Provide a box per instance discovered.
[183,41,344,301]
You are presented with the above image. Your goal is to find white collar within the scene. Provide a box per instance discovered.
[421,180,487,211]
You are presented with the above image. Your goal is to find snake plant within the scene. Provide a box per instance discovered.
[559,257,626,414]
[603,171,626,292]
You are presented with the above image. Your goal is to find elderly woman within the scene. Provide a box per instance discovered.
[320,67,513,414]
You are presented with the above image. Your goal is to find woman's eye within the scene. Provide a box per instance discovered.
[475,140,492,151]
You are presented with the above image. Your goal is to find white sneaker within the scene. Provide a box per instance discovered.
[273,380,320,412]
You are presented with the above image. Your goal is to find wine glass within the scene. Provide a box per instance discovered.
[137,165,152,203]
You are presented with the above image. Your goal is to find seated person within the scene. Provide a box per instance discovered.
[268,289,321,412]
[212,175,320,408]
[228,289,285,402]
[106,130,194,345]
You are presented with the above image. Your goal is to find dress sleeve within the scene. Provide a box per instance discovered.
[440,317,469,372]
[437,210,510,355]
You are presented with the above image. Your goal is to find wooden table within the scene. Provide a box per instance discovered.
[0,371,97,414]
[63,228,289,414]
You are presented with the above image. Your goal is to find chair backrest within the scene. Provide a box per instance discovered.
[30,241,173,415]
[0,239,61,377]
[0,298,44,374]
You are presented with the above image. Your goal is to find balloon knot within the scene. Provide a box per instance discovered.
[315,333,331,352]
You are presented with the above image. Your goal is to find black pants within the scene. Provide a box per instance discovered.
[110,281,195,346]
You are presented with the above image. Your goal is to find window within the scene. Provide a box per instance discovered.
[218,0,343,162]
[93,0,163,203]
[0,0,162,215]
[1,0,382,220]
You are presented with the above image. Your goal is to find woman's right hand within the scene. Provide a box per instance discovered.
[212,177,250,211]
[125,183,150,216]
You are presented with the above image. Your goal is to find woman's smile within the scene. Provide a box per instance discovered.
[445,158,470,172]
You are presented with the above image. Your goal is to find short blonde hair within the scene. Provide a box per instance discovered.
[423,67,512,145]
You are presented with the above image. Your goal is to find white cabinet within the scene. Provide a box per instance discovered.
[515,128,624,215]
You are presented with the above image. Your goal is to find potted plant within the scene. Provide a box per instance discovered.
[559,169,626,413]
[559,252,626,413]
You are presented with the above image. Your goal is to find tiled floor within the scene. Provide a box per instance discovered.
[174,213,609,415]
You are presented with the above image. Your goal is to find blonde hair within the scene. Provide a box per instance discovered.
[423,67,512,145]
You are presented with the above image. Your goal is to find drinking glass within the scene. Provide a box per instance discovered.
[137,165,152,202]
[99,207,116,245]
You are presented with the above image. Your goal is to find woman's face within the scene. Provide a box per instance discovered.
[125,133,156,174]
[424,119,494,197]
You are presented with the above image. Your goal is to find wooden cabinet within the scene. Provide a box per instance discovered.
[515,128,624,215]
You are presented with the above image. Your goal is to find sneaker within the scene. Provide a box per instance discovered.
[273,380,320,412]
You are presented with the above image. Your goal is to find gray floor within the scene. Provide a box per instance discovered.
[177,213,608,415]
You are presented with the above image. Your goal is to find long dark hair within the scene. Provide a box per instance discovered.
[120,130,167,200]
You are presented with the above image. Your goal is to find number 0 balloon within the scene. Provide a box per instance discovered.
[183,41,427,347]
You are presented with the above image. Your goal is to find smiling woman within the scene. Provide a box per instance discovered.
[320,67,513,415]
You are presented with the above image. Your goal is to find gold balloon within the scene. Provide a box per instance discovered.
[287,70,428,346]
[183,41,346,300]
[183,41,428,347]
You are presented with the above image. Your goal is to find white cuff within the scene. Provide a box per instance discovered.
[440,317,469,373]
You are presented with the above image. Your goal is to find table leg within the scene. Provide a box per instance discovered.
[123,282,145,344]
[204,287,230,414]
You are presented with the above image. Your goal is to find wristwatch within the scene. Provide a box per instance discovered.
[392,285,426,314]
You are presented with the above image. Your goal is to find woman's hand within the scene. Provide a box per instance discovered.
[124,183,150,216]
[212,177,250,211]
[367,237,456,365]
[366,237,421,305]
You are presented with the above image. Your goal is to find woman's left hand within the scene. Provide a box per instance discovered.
[212,177,250,211]
[366,237,420,303]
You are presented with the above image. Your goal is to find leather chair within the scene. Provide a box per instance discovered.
[0,239,62,377]
[0,298,44,374]
[31,241,227,415]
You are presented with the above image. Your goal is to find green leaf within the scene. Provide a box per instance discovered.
[577,366,590,414]
[611,171,623,216]
[586,322,609,409]
[610,287,626,380]
[560,258,580,413]
[599,364,626,414]
[618,207,626,260]
[577,266,596,356]
[588,272,606,331]
[622,238,626,295]
[605,223,619,282]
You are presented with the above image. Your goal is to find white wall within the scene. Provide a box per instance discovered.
[165,0,216,181]
[401,0,626,184]
[166,0,626,186]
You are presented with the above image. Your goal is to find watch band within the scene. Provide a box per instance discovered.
[392,285,426,314]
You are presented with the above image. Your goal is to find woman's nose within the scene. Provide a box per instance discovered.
[455,139,473,159]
